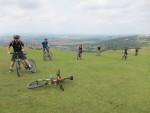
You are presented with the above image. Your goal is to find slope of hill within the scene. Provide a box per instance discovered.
[0,34,110,47]
[1,34,150,52]
[0,48,150,113]
[83,35,150,52]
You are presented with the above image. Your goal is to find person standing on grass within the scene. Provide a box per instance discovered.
[42,38,50,54]
[42,38,53,59]
[97,46,101,56]
[77,44,83,60]
[135,48,139,56]
[122,48,128,60]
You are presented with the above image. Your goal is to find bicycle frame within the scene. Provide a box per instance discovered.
[11,52,27,67]
[43,48,52,61]
[27,70,73,91]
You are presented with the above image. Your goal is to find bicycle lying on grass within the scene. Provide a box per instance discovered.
[27,70,73,91]
[10,52,37,77]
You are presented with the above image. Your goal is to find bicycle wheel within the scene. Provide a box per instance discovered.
[27,80,49,89]
[28,59,37,73]
[47,52,52,60]
[43,51,47,61]
[16,61,21,77]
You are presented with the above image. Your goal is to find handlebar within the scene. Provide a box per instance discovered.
[10,52,26,55]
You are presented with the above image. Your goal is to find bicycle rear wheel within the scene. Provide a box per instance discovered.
[43,51,47,61]
[27,80,48,89]
[47,53,52,60]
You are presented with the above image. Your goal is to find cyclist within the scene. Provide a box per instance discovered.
[42,38,52,59]
[8,35,32,72]
[42,38,50,53]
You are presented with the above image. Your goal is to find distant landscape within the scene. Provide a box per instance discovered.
[0,34,150,52]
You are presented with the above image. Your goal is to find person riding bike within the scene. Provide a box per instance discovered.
[8,35,32,72]
[42,38,50,54]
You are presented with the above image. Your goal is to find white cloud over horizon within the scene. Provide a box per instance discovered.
[0,0,149,35]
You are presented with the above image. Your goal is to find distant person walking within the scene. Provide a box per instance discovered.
[97,46,101,56]
[135,48,139,56]
[122,48,128,60]
[77,44,83,60]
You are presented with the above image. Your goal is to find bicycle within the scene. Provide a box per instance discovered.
[27,70,73,91]
[43,49,52,61]
[10,52,37,77]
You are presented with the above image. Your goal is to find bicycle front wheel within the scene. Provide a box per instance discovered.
[27,80,49,89]
[16,61,21,77]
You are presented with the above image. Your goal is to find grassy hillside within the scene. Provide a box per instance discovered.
[0,47,150,113]
[96,36,140,49]
[82,35,150,52]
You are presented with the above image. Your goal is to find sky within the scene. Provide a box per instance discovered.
[0,0,149,35]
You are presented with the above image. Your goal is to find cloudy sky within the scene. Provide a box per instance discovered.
[0,0,149,35]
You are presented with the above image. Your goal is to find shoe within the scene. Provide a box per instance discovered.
[28,66,32,71]
[9,69,13,72]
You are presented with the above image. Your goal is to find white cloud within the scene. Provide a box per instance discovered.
[0,0,149,35]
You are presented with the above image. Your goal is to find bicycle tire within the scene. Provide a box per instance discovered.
[43,51,52,61]
[43,51,47,61]
[27,80,49,89]
[48,53,52,60]
[16,61,21,77]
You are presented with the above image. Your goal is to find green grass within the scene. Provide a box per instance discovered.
[0,47,150,113]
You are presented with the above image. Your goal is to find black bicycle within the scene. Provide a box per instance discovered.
[10,52,37,77]
[43,49,52,61]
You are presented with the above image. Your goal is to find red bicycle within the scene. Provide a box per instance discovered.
[27,70,73,91]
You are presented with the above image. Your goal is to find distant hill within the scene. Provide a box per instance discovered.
[93,35,141,50]
[95,35,150,50]
[1,34,150,51]
[0,34,112,47]
[78,35,150,52]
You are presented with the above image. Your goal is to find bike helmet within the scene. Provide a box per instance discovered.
[14,35,20,39]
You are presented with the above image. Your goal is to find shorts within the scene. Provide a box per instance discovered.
[79,50,82,53]
[124,53,128,55]
[11,52,27,61]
